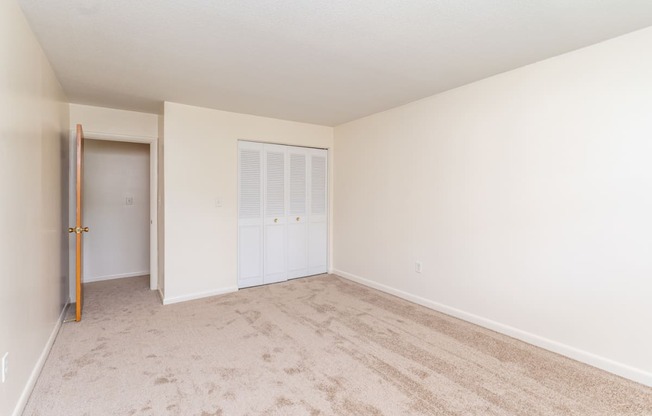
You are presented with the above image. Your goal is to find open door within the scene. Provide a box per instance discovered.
[68,124,89,321]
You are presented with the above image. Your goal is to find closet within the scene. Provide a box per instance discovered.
[238,141,328,288]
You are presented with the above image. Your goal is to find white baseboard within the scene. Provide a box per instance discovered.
[333,269,652,387]
[83,271,149,283]
[163,286,238,305]
[12,300,70,416]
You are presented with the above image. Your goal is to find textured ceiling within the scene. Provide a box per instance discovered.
[17,0,652,126]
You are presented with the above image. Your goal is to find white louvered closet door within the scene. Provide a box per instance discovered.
[287,148,309,279]
[238,141,327,289]
[237,141,264,288]
[308,148,328,275]
[263,144,288,284]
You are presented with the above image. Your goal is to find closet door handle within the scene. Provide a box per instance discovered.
[274,218,278,223]
[296,217,300,222]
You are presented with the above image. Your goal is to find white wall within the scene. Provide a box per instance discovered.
[0,1,69,415]
[83,140,150,281]
[69,104,159,138]
[334,26,652,386]
[163,102,333,303]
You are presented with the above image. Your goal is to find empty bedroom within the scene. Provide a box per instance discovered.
[1,1,651,415]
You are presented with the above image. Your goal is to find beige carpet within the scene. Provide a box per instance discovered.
[23,275,652,416]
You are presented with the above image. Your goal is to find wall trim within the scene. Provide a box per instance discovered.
[82,130,157,143]
[83,271,150,283]
[163,286,239,305]
[12,300,70,416]
[333,269,652,387]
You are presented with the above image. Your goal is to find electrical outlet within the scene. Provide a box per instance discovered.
[1,352,8,383]
[415,261,422,274]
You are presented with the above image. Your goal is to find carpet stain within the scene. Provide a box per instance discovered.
[341,398,384,416]
[409,366,430,380]
[72,354,95,368]
[299,400,323,416]
[316,376,345,402]
[217,368,239,381]
[205,382,218,395]
[237,309,261,324]
[91,342,107,352]
[200,409,223,416]
[275,396,294,407]
[62,371,77,380]
[283,366,303,375]
[154,377,170,385]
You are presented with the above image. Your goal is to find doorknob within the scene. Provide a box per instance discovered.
[296,217,300,222]
[68,227,90,234]
[274,218,278,223]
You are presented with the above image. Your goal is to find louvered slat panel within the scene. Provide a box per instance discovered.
[266,151,285,216]
[311,155,326,215]
[290,153,306,215]
[239,149,261,219]
[238,142,263,288]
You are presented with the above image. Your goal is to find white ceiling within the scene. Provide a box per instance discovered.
[17,0,652,126]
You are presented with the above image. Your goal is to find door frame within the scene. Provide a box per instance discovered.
[68,130,159,299]
[237,140,329,289]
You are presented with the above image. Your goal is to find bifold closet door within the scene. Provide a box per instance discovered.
[238,142,264,288]
[263,144,287,284]
[238,141,328,288]
[308,148,328,275]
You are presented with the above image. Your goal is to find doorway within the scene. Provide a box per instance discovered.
[68,131,158,302]
[83,140,150,282]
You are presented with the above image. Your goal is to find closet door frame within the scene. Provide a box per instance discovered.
[237,140,329,289]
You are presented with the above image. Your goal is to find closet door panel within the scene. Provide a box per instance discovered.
[308,223,328,274]
[237,142,264,288]
[263,144,287,284]
[287,149,308,278]
[264,225,285,281]
[308,149,328,275]
[287,225,308,278]
[239,226,262,280]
